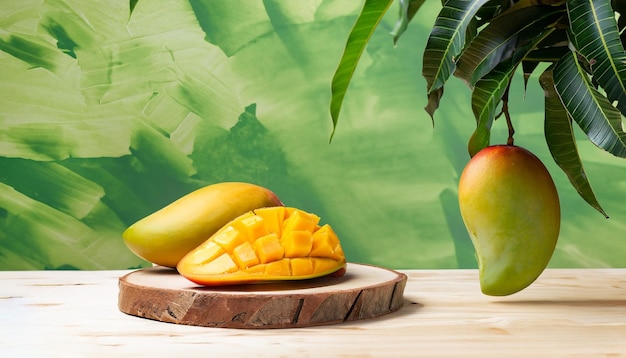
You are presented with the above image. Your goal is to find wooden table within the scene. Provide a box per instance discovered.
[2,268,625,357]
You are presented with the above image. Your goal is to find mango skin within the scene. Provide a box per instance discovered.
[122,182,283,268]
[458,145,560,296]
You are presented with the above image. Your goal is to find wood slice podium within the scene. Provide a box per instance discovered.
[118,263,407,329]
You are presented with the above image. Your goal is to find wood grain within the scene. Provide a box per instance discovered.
[2,269,625,357]
[117,263,407,328]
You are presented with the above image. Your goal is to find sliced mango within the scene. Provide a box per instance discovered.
[177,207,347,286]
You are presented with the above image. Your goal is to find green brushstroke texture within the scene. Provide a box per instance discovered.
[0,0,625,270]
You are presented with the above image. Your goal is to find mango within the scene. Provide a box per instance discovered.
[122,182,283,268]
[458,145,560,296]
[177,207,347,286]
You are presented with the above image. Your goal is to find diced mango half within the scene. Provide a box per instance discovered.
[253,233,284,264]
[282,209,319,234]
[212,226,244,252]
[232,214,268,240]
[283,230,313,258]
[233,241,260,269]
[310,224,341,259]
[177,207,347,286]
[253,207,285,237]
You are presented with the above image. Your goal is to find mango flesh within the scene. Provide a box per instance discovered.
[458,145,560,296]
[177,206,347,286]
[122,182,283,268]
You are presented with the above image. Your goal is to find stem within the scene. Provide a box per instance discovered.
[500,80,514,146]
[503,100,515,145]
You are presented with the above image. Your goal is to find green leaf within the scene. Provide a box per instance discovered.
[474,0,509,25]
[554,51,626,157]
[466,7,563,156]
[523,46,569,63]
[424,87,444,120]
[422,0,491,94]
[391,0,426,45]
[468,63,516,156]
[540,67,608,218]
[329,0,393,142]
[454,6,565,86]
[130,0,138,15]
[567,0,626,115]
[522,60,540,89]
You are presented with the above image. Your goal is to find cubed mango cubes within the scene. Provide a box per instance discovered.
[177,207,346,285]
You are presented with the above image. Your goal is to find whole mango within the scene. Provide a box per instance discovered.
[123,182,283,268]
[177,206,347,286]
[458,145,560,296]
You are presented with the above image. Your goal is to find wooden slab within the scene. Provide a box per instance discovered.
[118,263,406,329]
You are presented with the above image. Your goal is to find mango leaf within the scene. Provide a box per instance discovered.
[474,0,509,24]
[391,0,426,45]
[521,61,540,89]
[567,0,626,115]
[524,46,569,63]
[463,0,507,42]
[424,87,444,121]
[467,15,561,156]
[468,63,515,156]
[454,6,565,87]
[422,0,491,118]
[422,0,491,92]
[554,51,626,157]
[540,67,608,218]
[519,29,569,88]
[329,0,393,141]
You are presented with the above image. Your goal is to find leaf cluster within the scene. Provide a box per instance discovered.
[330,0,626,217]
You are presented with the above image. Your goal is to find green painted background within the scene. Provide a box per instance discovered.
[1,0,625,270]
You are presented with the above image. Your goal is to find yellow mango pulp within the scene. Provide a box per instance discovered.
[177,207,346,286]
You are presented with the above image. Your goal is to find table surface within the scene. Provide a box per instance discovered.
[2,267,625,357]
